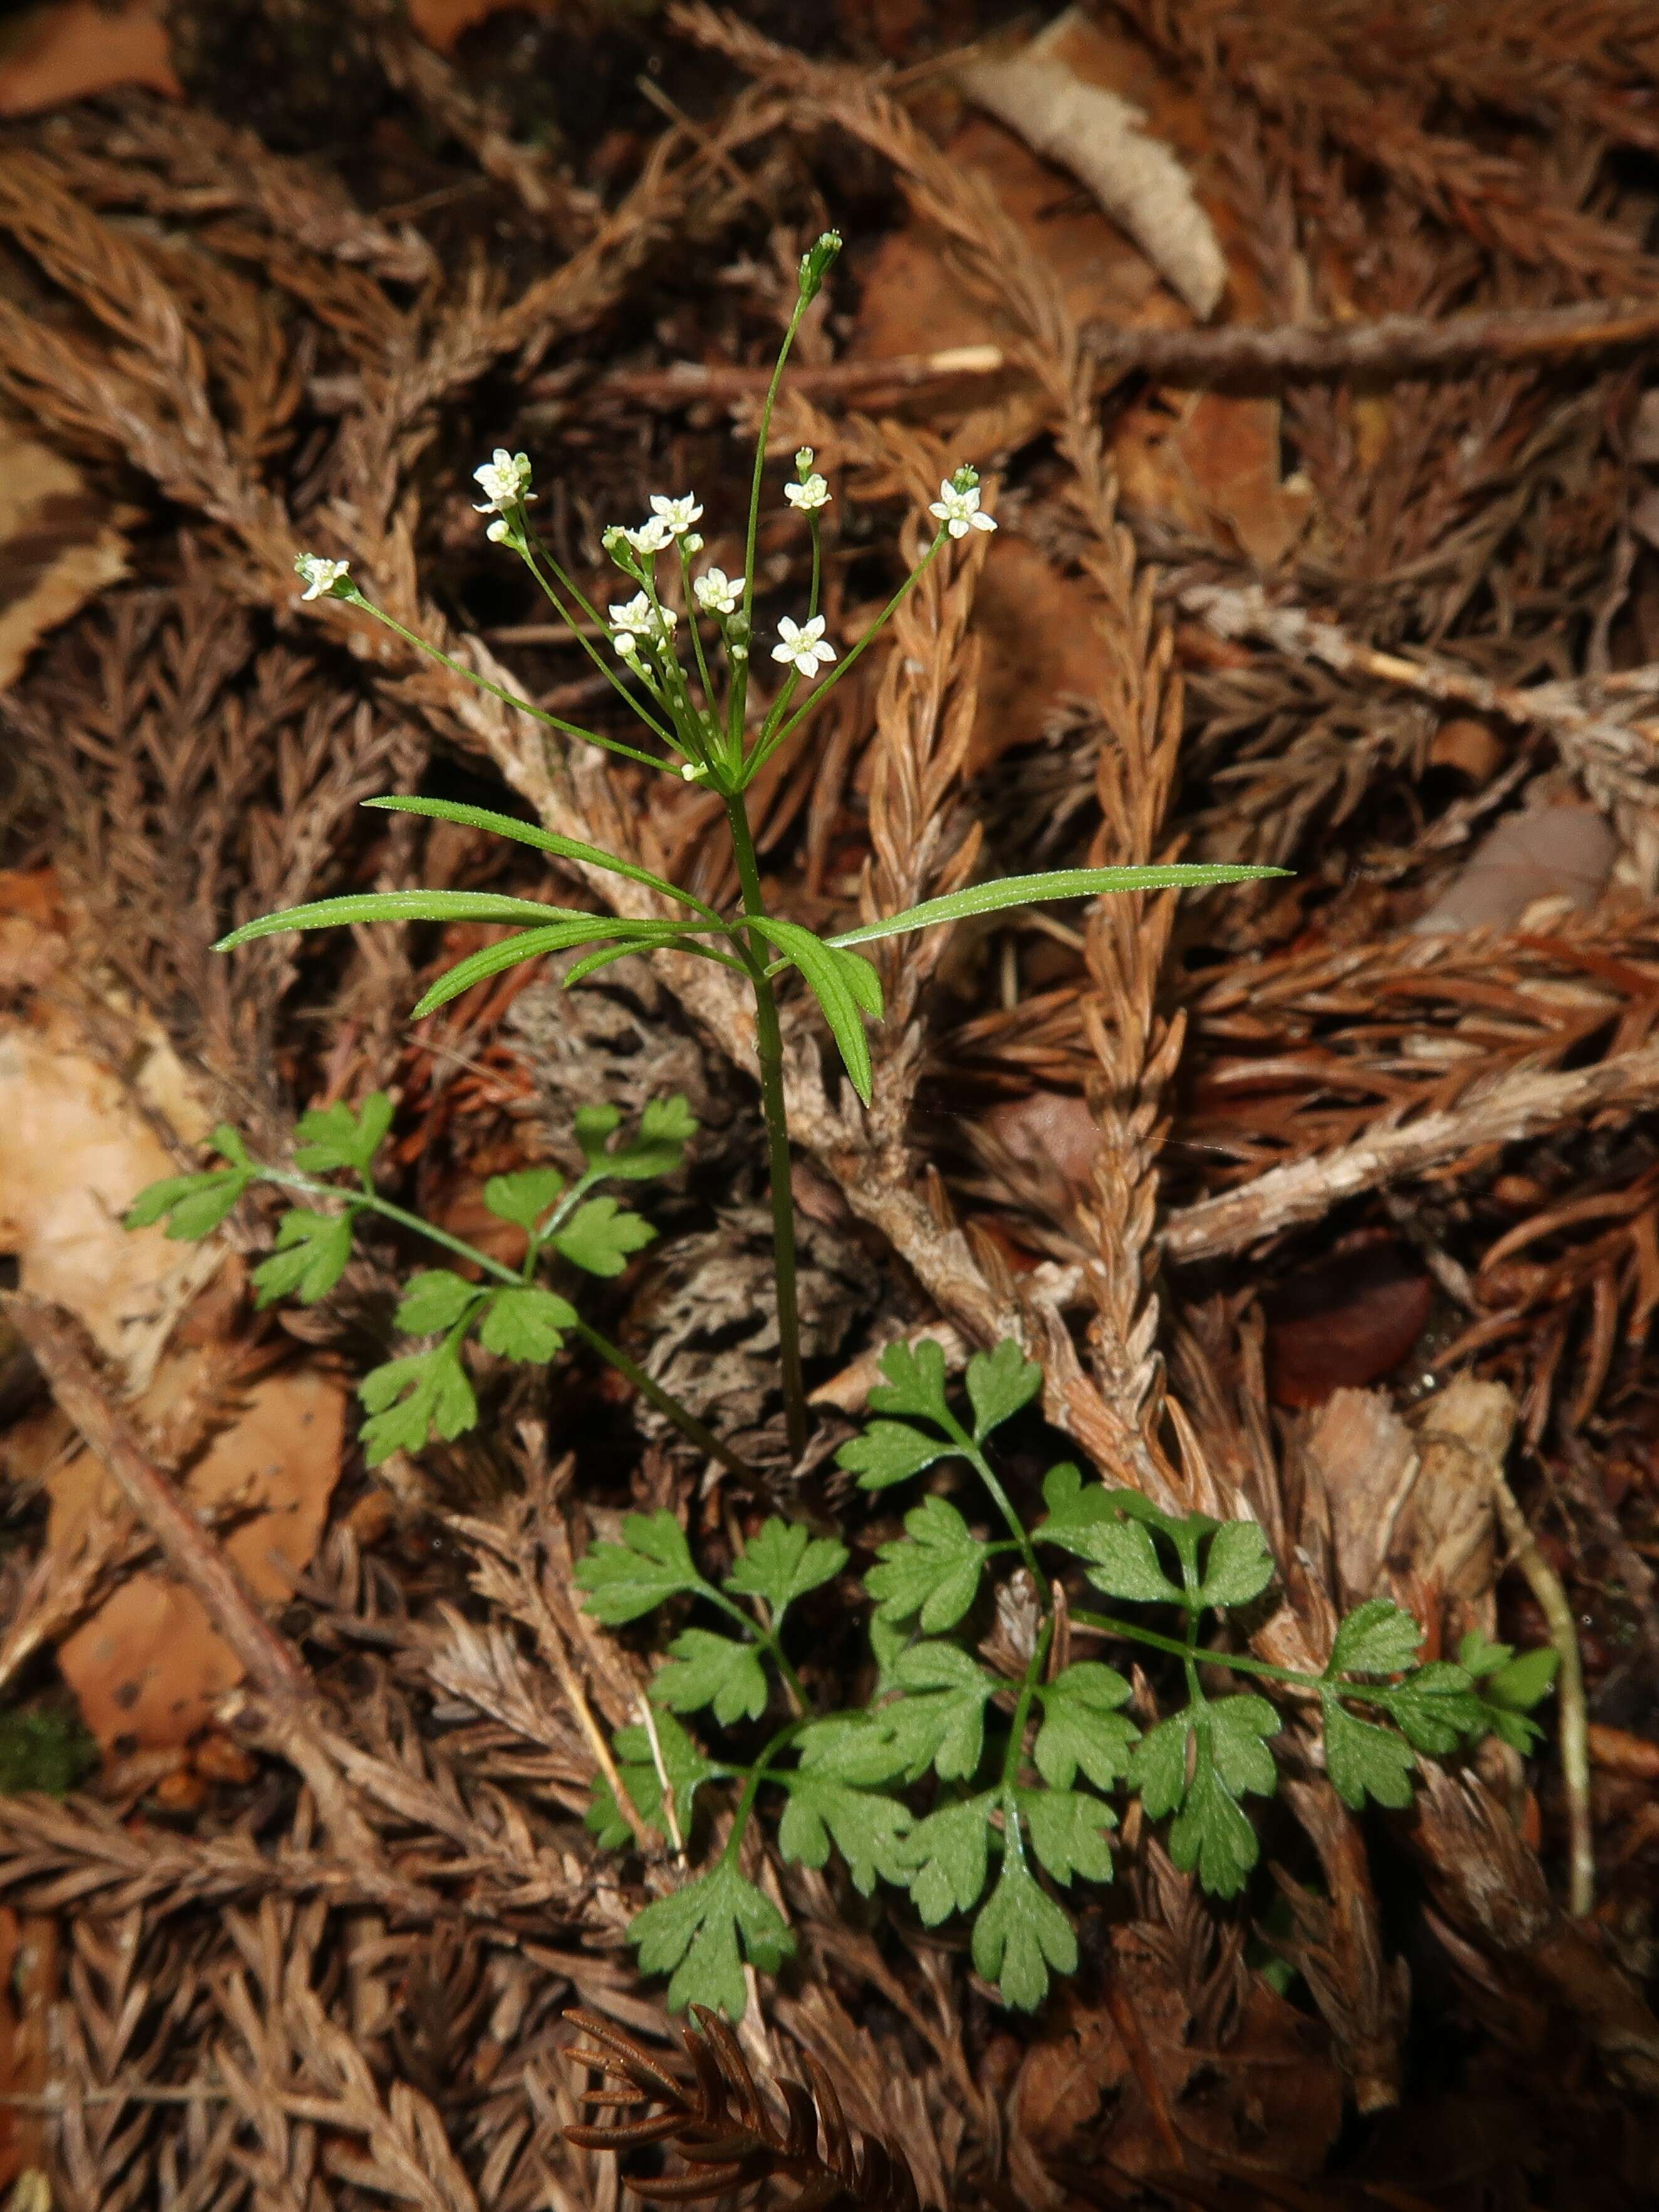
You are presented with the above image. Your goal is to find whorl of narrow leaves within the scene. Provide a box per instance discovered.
[576,1334,1560,2022]
[561,2005,922,2211]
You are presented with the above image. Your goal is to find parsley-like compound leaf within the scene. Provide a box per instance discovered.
[1198,1521,1276,1610]
[1370,1663,1482,1753]
[576,1095,698,1181]
[124,1126,253,1240]
[881,1642,998,1781]
[722,1519,847,1627]
[1034,1462,1119,1549]
[292,1093,394,1179]
[575,1510,702,1624]
[1327,1598,1424,1679]
[1034,1662,1138,1790]
[1459,1633,1558,1753]
[551,1196,656,1276]
[585,1710,720,1850]
[795,1713,910,1788]
[900,1792,995,1924]
[971,1820,1078,2010]
[477,1285,578,1362]
[837,1420,952,1492]
[251,1209,353,1307]
[482,1166,565,1231]
[394,1269,483,1334]
[866,1337,951,1424]
[1130,1695,1279,1898]
[630,1859,795,2020]
[652,1629,770,1726]
[1075,1519,1184,1606]
[777,1773,912,1894]
[965,1339,1042,1441]
[1321,1694,1417,1811]
[1015,1786,1116,1886]
[357,1340,477,1465]
[865,1497,992,1632]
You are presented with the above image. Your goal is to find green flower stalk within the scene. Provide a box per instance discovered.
[244,229,1284,1468]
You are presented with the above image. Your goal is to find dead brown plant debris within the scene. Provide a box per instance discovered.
[3,2,1659,2204]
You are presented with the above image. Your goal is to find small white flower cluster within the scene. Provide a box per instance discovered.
[928,472,996,539]
[784,445,830,514]
[608,590,679,660]
[294,554,351,601]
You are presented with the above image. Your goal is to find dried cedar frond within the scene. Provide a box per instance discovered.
[563,2005,923,2210]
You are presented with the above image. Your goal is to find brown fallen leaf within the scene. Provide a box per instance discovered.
[1412,794,1616,935]
[0,886,344,1752]
[407,0,558,58]
[0,0,178,115]
[1265,1235,1433,1409]
[0,415,128,690]
[967,537,1115,772]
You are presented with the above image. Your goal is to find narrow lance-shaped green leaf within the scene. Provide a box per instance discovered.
[361,796,727,921]
[824,864,1288,950]
[215,888,605,951]
[747,915,882,1105]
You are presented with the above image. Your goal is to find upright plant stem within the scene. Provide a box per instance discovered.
[722,790,809,1461]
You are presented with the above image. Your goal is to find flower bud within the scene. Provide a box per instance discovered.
[797,229,843,303]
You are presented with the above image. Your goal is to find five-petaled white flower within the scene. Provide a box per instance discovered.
[928,475,996,539]
[649,493,704,537]
[785,472,831,513]
[472,449,534,514]
[694,567,741,615]
[772,613,836,678]
[295,554,350,601]
[624,516,673,556]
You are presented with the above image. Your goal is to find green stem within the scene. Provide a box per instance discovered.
[946,1413,1043,1589]
[721,791,809,1462]
[515,534,677,747]
[340,592,668,775]
[720,1720,808,1866]
[679,542,721,724]
[1069,1607,1407,1707]
[1001,1617,1054,1789]
[256,1167,758,1479]
[733,293,812,747]
[741,529,949,783]
[696,1582,808,1713]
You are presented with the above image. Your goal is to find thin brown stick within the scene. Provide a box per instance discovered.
[1,1294,314,1713]
[1162,1041,1659,1262]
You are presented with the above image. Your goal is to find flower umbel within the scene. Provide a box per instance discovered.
[473,449,534,515]
[928,470,996,540]
[772,614,835,678]
[694,568,741,616]
[294,554,351,601]
[649,493,704,538]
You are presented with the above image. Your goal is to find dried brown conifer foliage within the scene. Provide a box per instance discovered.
[563,2006,921,2209]
[4,0,1659,2205]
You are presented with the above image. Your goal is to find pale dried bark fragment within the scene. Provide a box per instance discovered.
[957,8,1225,319]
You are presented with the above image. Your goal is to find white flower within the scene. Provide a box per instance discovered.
[486,517,512,544]
[694,567,741,616]
[608,592,676,656]
[472,448,534,514]
[772,613,836,678]
[928,475,996,539]
[625,515,672,556]
[612,631,640,660]
[785,472,831,513]
[295,554,350,601]
[649,492,704,538]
